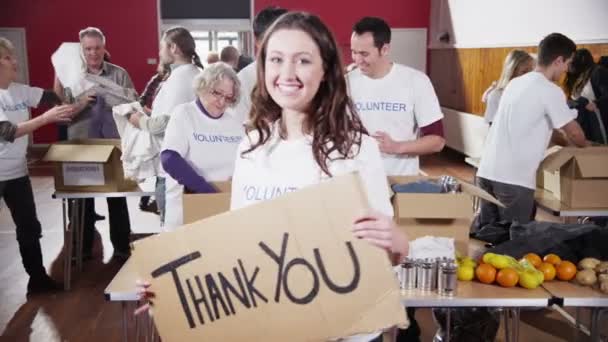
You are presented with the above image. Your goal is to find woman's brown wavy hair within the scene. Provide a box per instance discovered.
[243,11,368,176]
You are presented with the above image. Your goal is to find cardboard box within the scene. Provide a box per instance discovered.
[43,139,137,192]
[389,176,501,254]
[182,181,231,224]
[537,146,608,208]
[130,173,407,341]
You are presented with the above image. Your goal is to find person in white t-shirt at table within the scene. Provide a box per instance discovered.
[347,17,445,176]
[136,12,410,341]
[0,37,78,294]
[128,27,203,224]
[232,6,287,123]
[161,62,243,230]
[475,33,589,230]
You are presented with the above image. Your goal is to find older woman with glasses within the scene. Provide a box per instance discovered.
[160,62,244,230]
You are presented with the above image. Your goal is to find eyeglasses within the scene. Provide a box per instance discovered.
[210,89,236,104]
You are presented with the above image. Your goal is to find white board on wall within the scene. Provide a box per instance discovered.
[389,28,427,72]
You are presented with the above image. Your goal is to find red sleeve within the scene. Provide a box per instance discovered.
[420,119,444,138]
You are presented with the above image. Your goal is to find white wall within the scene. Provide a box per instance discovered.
[389,28,427,72]
[430,0,608,48]
[442,107,488,158]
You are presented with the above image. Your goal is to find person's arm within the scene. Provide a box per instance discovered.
[352,210,409,264]
[53,76,95,113]
[53,76,66,102]
[0,105,75,142]
[160,107,215,193]
[40,89,62,106]
[590,66,608,111]
[559,120,589,147]
[482,81,497,103]
[128,111,169,134]
[373,119,446,156]
[374,72,445,156]
[160,150,217,193]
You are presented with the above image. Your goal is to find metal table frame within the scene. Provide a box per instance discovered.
[53,190,154,290]
[401,285,551,342]
[542,282,608,342]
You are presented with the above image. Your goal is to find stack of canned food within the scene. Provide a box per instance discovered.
[399,257,458,296]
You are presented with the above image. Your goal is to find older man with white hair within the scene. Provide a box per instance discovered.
[54,27,135,261]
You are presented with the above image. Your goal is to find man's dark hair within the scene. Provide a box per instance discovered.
[537,33,577,67]
[352,17,391,50]
[253,6,288,40]
[220,45,239,63]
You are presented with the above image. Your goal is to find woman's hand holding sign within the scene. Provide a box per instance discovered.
[352,210,409,260]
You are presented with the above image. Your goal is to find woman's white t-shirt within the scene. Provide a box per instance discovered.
[230,122,393,216]
[0,83,43,181]
[162,101,244,230]
[484,88,503,124]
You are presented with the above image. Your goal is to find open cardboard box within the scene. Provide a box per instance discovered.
[182,181,232,224]
[42,139,137,192]
[389,176,501,254]
[537,146,608,208]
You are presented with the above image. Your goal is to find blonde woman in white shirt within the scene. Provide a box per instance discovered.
[483,50,535,125]
[161,62,243,230]
[0,37,77,293]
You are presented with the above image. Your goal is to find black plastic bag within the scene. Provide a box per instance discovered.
[431,308,500,342]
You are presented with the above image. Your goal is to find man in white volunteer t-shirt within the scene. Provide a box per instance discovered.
[475,33,588,229]
[232,6,287,122]
[347,17,445,176]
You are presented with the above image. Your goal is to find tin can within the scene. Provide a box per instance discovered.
[439,175,461,193]
[437,260,458,297]
[399,258,417,290]
[416,258,435,291]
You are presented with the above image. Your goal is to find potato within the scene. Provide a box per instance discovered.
[595,261,608,274]
[576,269,597,286]
[578,258,601,270]
[601,280,608,294]
[599,274,608,283]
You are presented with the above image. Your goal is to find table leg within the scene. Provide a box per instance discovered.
[512,308,520,342]
[122,301,128,342]
[575,307,580,342]
[135,301,141,342]
[76,199,85,272]
[590,307,608,342]
[63,199,73,291]
[446,308,451,342]
[504,308,511,342]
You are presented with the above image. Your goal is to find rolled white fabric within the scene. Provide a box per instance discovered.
[51,42,95,97]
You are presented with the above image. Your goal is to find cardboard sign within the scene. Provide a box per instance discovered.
[131,173,407,341]
[62,162,105,186]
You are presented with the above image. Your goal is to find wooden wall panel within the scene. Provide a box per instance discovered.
[430,44,608,116]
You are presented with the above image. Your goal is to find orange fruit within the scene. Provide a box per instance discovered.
[524,253,542,268]
[543,253,562,265]
[556,261,577,281]
[496,268,519,287]
[476,263,497,284]
[537,262,556,281]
